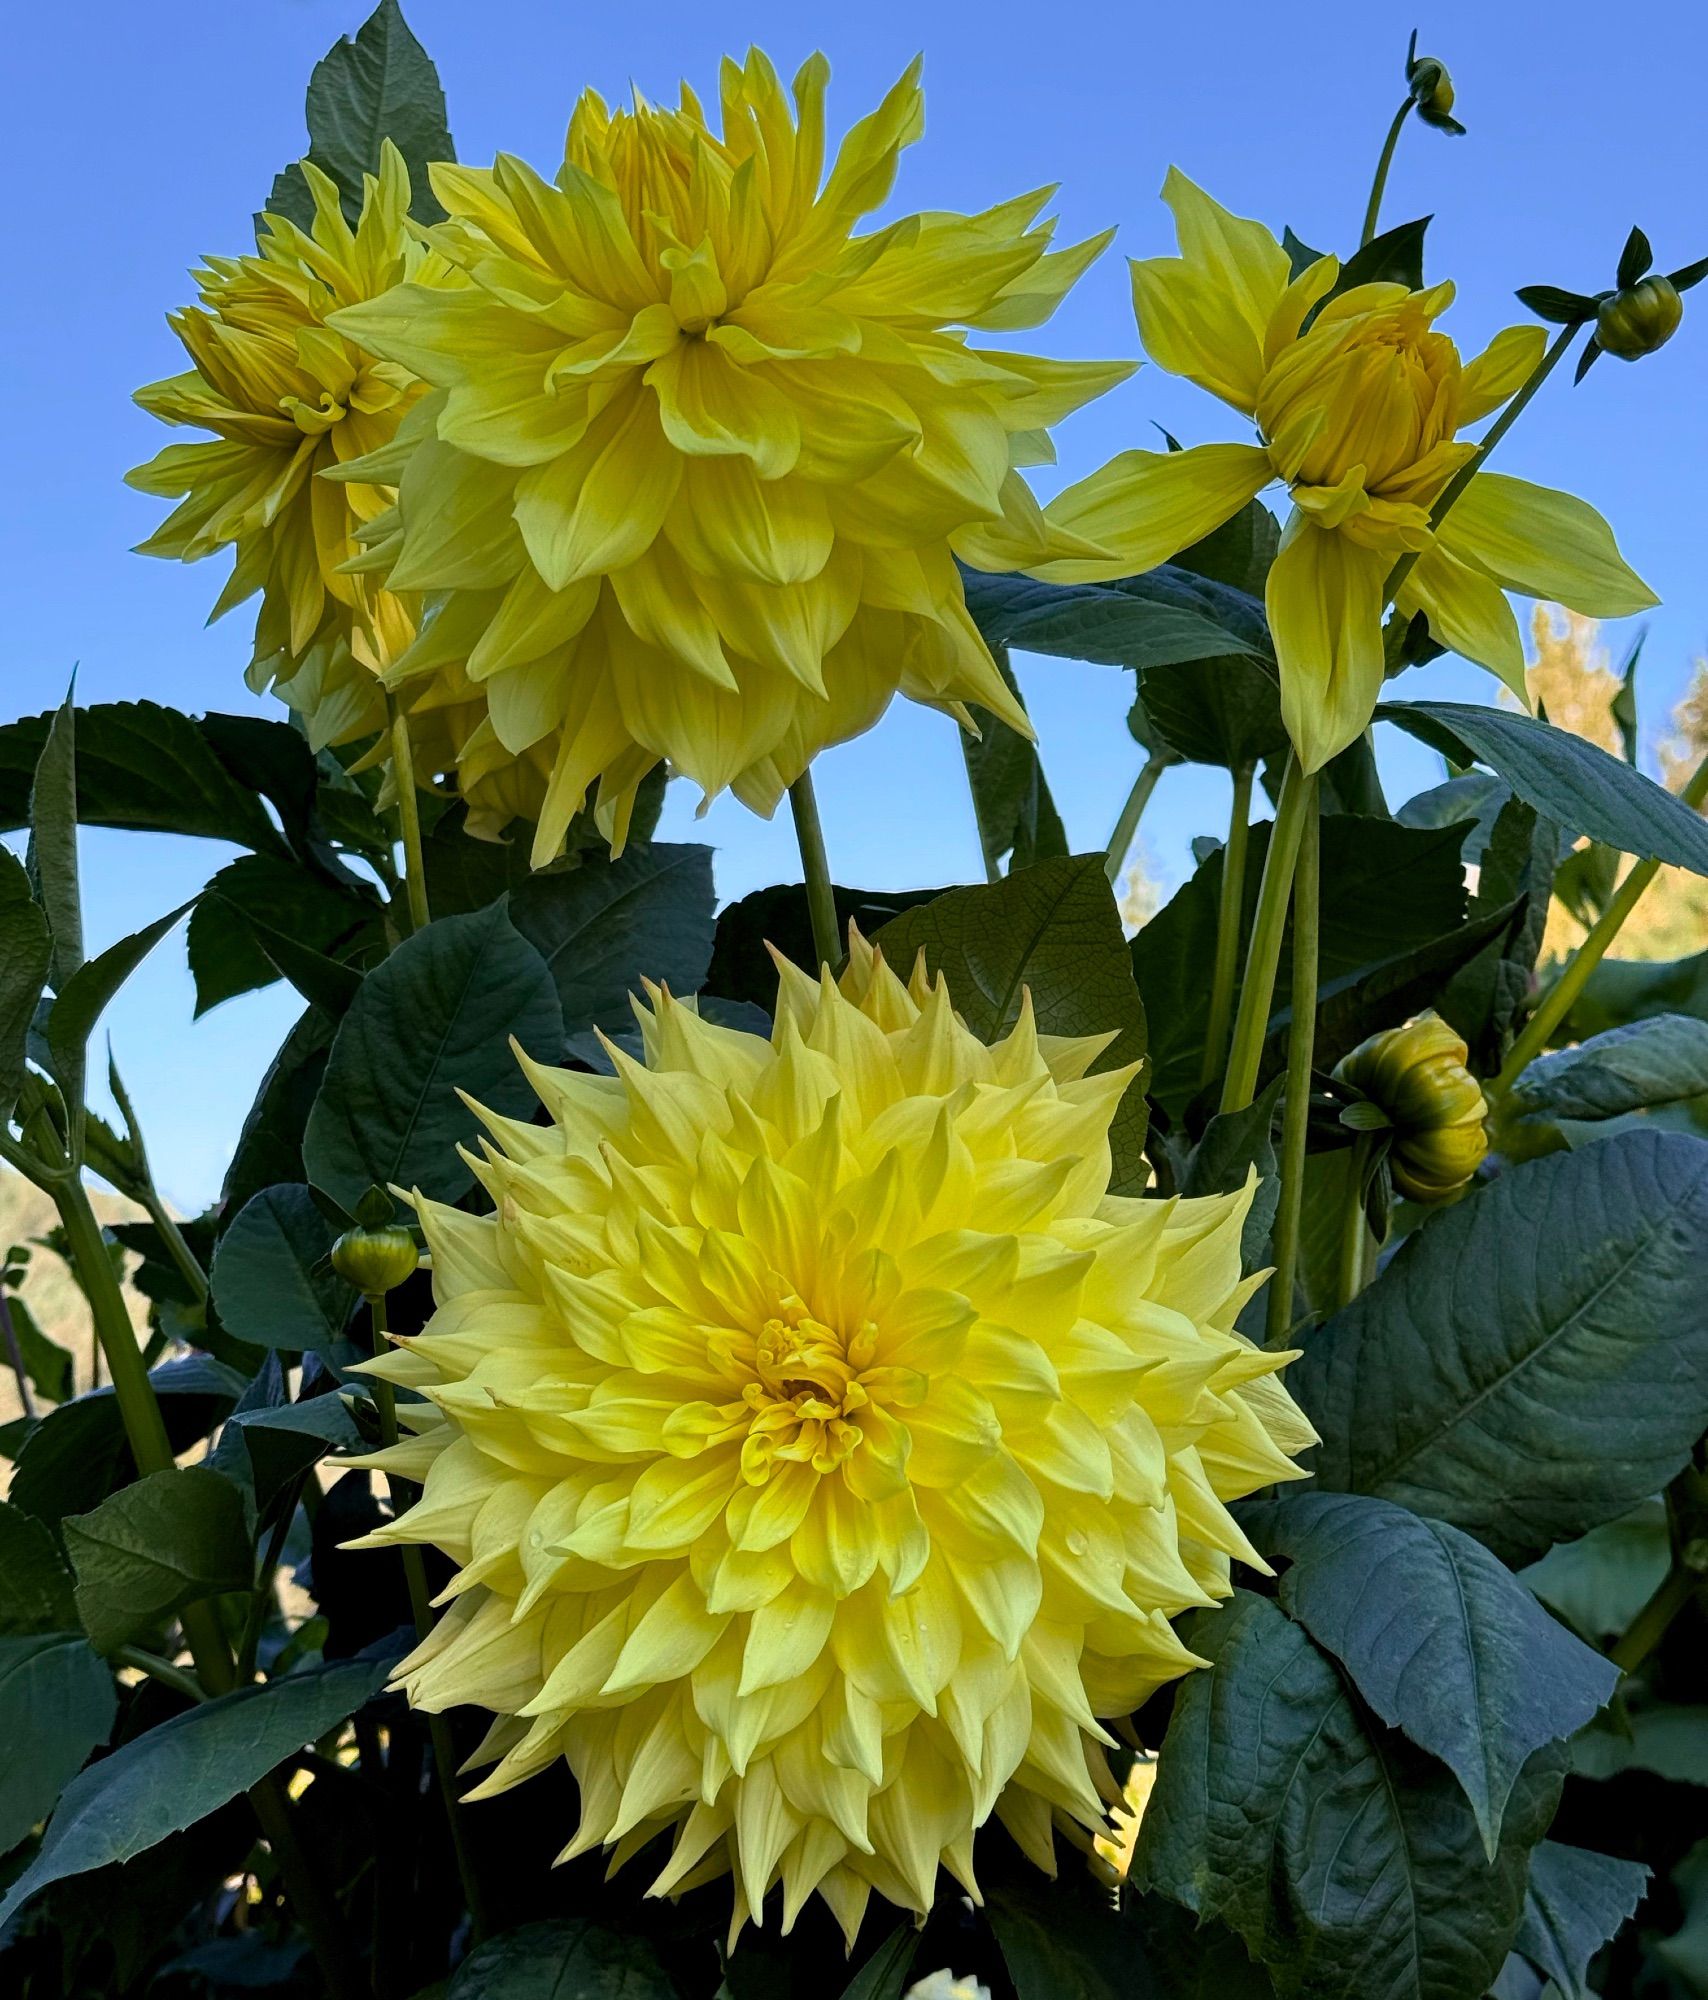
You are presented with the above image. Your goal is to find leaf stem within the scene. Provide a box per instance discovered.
[1266,776,1319,1346]
[1200,764,1256,1087]
[1221,753,1312,1113]
[0,1289,38,1422]
[1611,1560,1702,1674]
[1335,1133,1377,1309]
[386,695,431,936]
[369,1294,494,1941]
[1492,749,1708,1096]
[788,769,841,971]
[1106,752,1170,888]
[56,1168,175,1475]
[109,1054,209,1307]
[113,1642,207,1704]
[236,1478,307,1686]
[1361,99,1413,248]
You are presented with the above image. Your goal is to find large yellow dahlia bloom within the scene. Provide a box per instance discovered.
[327,53,1132,864]
[352,935,1314,1941]
[1039,172,1658,770]
[128,145,452,750]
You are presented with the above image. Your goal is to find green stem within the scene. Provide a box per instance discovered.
[1611,1561,1702,1674]
[113,1643,207,1704]
[1383,324,1581,611]
[1200,764,1255,1088]
[1493,749,1708,1097]
[788,769,841,971]
[1105,753,1170,887]
[1361,99,1413,247]
[109,1057,209,1307]
[387,696,431,936]
[1266,777,1320,1347]
[236,1481,306,1686]
[1336,1133,1377,1309]
[0,1290,38,1423]
[57,1172,174,1474]
[1220,754,1312,1113]
[370,1295,493,1942]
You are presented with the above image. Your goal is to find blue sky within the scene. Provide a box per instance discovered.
[5,0,1705,1210]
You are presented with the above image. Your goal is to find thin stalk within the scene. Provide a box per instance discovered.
[958,733,1001,885]
[57,1172,174,1474]
[1492,750,1708,1096]
[1105,752,1170,887]
[1383,325,1581,611]
[236,1481,306,1685]
[1335,1133,1377,1309]
[113,1643,207,1704]
[1361,100,1413,248]
[1266,778,1320,1347]
[1200,764,1255,1087]
[386,695,431,935]
[370,1295,493,1942]
[1611,1562,1702,1674]
[788,769,841,971]
[0,1291,38,1422]
[1220,754,1312,1113]
[110,1057,209,1307]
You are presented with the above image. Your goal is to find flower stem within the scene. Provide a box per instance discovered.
[1200,763,1256,1088]
[1,1290,38,1422]
[57,1169,175,1475]
[1221,753,1312,1113]
[1491,752,1708,1096]
[386,694,431,935]
[1106,752,1170,887]
[1361,99,1413,248]
[788,769,841,970]
[1611,1560,1702,1674]
[1265,776,1320,1347]
[109,1057,209,1307]
[370,1295,493,1942]
[1335,1133,1377,1309]
[1382,323,1581,610]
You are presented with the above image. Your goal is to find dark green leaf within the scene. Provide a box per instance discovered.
[874,856,1150,1188]
[28,692,82,990]
[1379,701,1708,872]
[1440,796,1557,1064]
[988,1866,1158,1999]
[1611,630,1644,767]
[1571,1700,1708,1784]
[1508,1841,1650,1999]
[446,1917,676,1996]
[1173,497,1282,598]
[186,855,378,1017]
[304,902,563,1210]
[1289,1131,1708,1566]
[0,1634,115,1857]
[1133,1591,1562,2000]
[197,714,321,849]
[2,1293,73,1404]
[706,885,944,1010]
[267,0,454,230]
[0,898,52,1124]
[1139,656,1289,770]
[9,1357,246,1526]
[1521,1500,1670,1645]
[0,1502,79,1635]
[959,563,1270,671]
[1182,1077,1284,1270]
[509,842,716,1035]
[1515,286,1598,326]
[0,703,287,855]
[1616,226,1655,290]
[1283,227,1327,280]
[46,901,194,1086]
[834,1923,919,1999]
[211,1392,361,1522]
[1396,773,1511,864]
[0,1646,400,1927]
[62,1466,253,1656]
[1507,1015,1708,1123]
[1243,1490,1616,1854]
[211,1185,355,1357]
[221,1009,335,1220]
[1314,217,1431,319]
[959,645,1069,874]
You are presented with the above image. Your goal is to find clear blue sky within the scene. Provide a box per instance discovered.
[5,0,1705,1210]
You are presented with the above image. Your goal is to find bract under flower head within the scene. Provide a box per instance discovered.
[1033,172,1658,771]
[329,51,1134,864]
[350,932,1314,1942]
[128,144,454,754]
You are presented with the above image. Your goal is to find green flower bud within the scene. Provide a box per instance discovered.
[1334,1012,1488,1204]
[330,1223,419,1298]
[1595,275,1685,360]
[1405,35,1465,134]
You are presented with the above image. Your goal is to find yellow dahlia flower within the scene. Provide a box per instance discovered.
[1037,172,1658,771]
[327,52,1133,864]
[128,144,452,750]
[351,933,1314,1942]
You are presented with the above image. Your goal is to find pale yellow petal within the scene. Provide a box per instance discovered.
[1028,442,1273,584]
[1267,517,1388,771]
[1440,472,1659,617]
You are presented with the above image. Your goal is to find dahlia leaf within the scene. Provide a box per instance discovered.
[873,855,1150,1186]
[303,901,563,1211]
[1438,794,1557,1067]
[26,691,82,992]
[0,1502,80,1635]
[1503,1014,1708,1131]
[212,1389,361,1525]
[445,1916,676,1997]
[959,564,1270,674]
[706,883,945,1010]
[0,895,52,1126]
[509,841,716,1035]
[1504,1841,1650,2000]
[959,646,1068,876]
[1290,1129,1708,1566]
[1134,1591,1564,2000]
[220,1009,336,1220]
[0,1645,401,1933]
[0,1633,115,1860]
[211,1186,355,1359]
[988,1865,1160,1998]
[44,900,194,1095]
[1243,1490,1617,1855]
[1379,700,1708,874]
[186,855,380,1018]
[1137,653,1289,771]
[62,1467,253,1658]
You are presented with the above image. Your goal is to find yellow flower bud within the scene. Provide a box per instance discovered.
[1405,35,1465,134]
[330,1223,419,1298]
[1334,1012,1488,1204]
[1595,276,1685,360]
